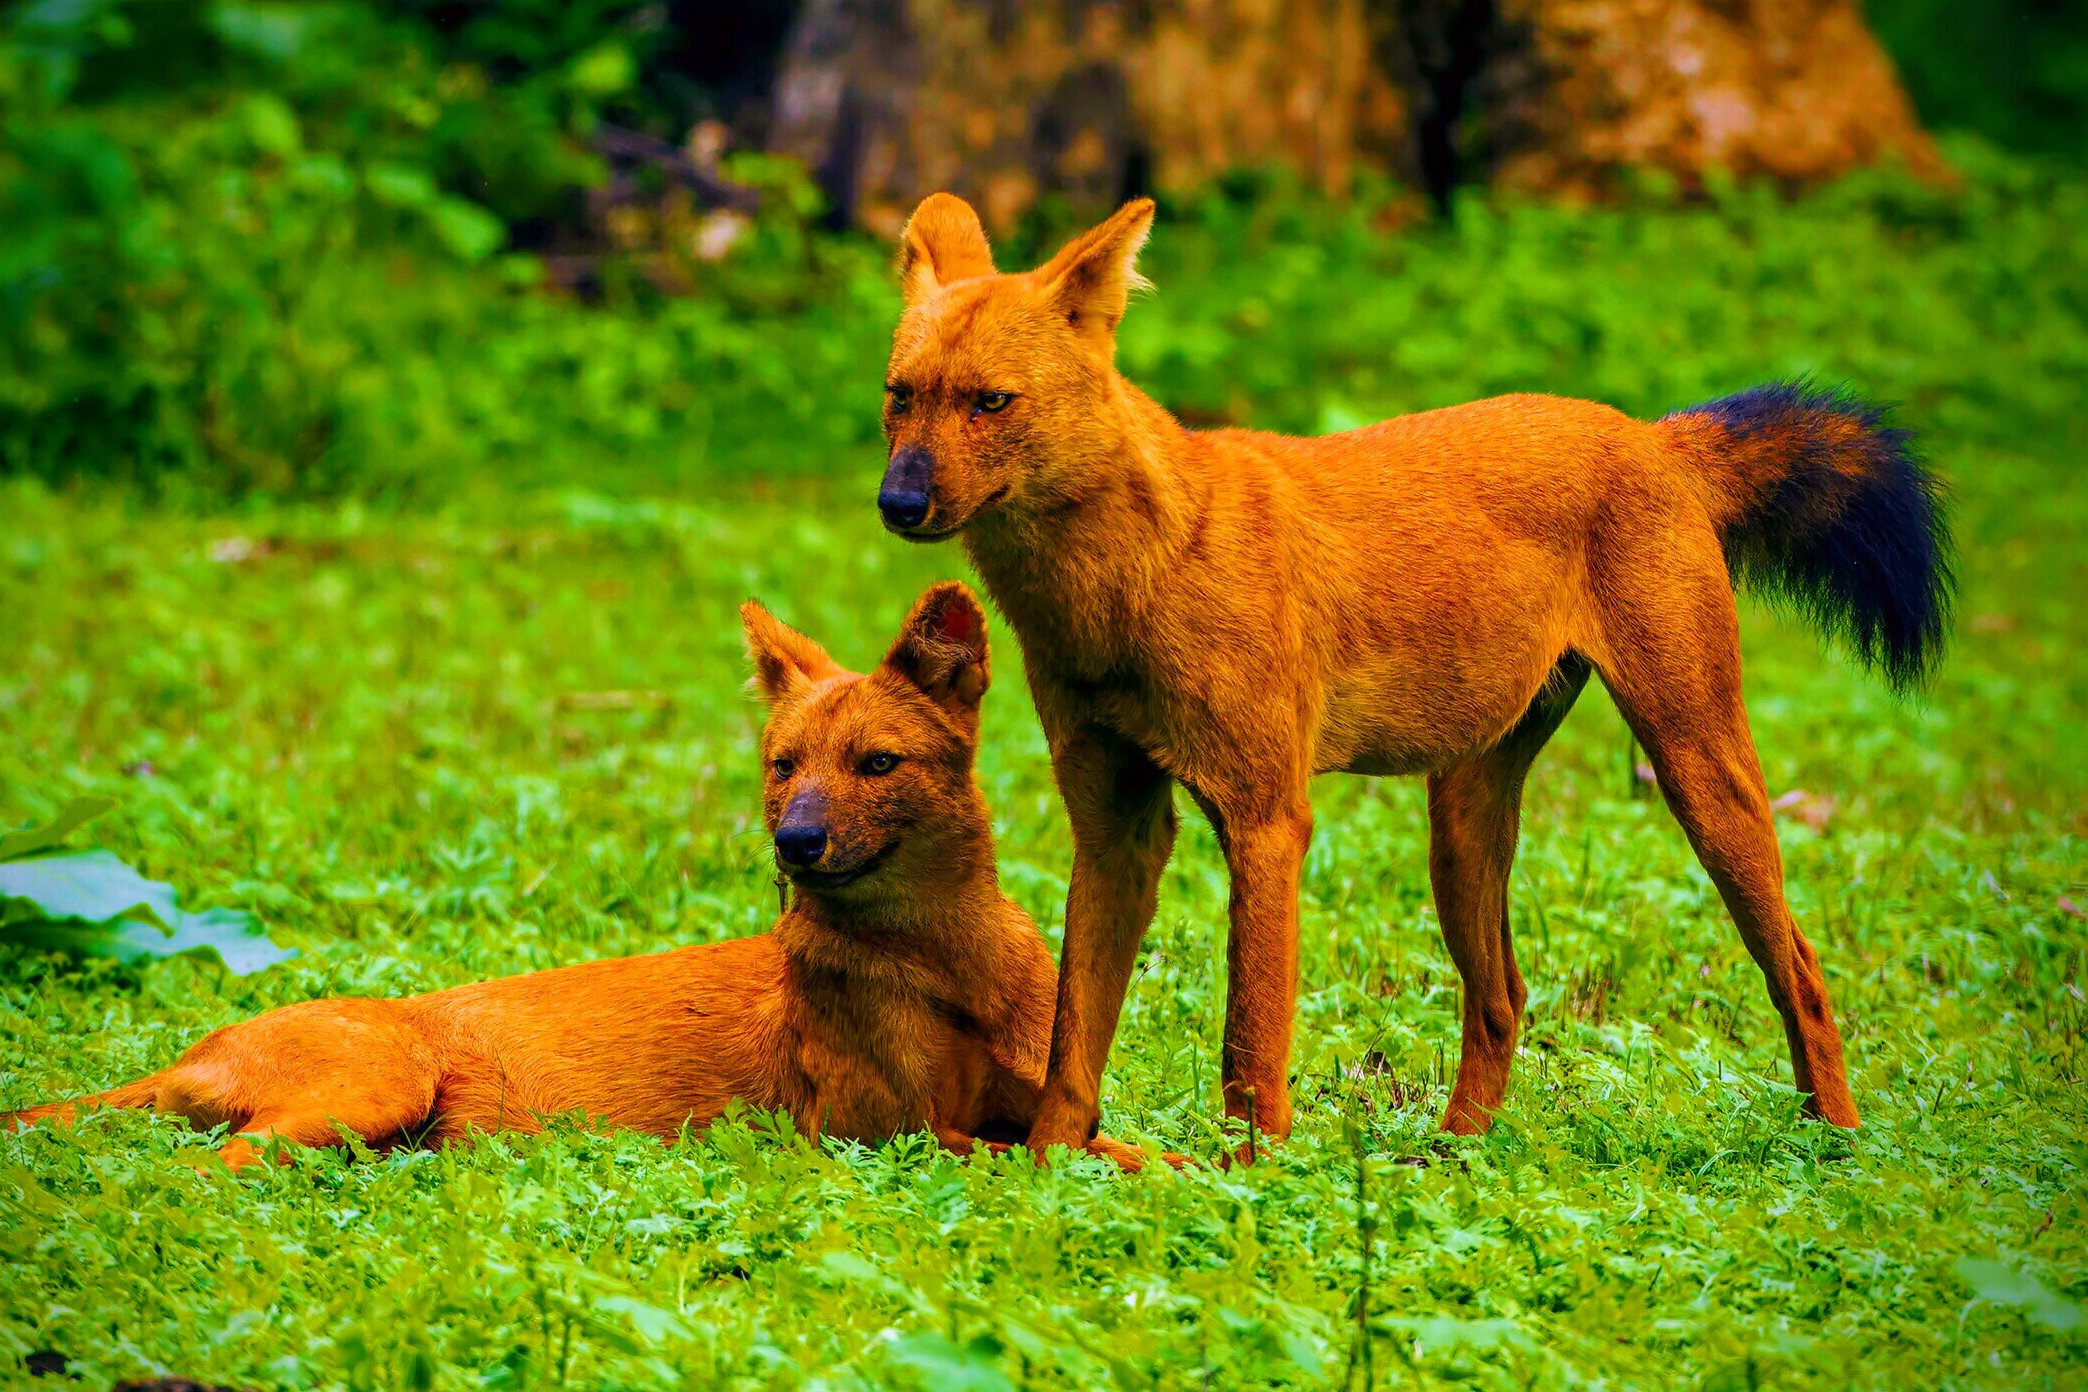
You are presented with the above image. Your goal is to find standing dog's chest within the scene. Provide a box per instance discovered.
[1053,655,1248,799]
[1058,659,1180,756]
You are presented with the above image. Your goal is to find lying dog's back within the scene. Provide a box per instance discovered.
[9,939,795,1163]
[409,937,799,1142]
[14,922,1038,1166]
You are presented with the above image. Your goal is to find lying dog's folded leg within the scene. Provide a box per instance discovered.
[932,1125,1186,1172]
[213,1103,408,1172]
[1082,1132,1195,1172]
[933,1126,1016,1162]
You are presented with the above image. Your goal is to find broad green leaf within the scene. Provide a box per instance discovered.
[594,1296,693,1346]
[426,197,505,263]
[290,153,354,199]
[566,42,634,96]
[1956,1258,2084,1331]
[210,1,321,60]
[240,93,301,157]
[0,847,179,926]
[0,849,294,975]
[3,905,295,976]
[882,1332,1019,1392]
[365,162,436,208]
[0,796,115,862]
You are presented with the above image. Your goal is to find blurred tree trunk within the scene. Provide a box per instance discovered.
[1491,0,1945,202]
[768,0,1942,234]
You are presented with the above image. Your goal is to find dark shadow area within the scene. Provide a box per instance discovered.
[1869,0,2088,159]
[1374,0,1541,215]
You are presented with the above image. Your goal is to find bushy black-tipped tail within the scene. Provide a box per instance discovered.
[1662,381,1955,693]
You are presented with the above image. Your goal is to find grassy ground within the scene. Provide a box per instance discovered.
[4,181,2088,1386]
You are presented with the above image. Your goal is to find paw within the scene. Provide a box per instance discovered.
[1023,1111,1098,1163]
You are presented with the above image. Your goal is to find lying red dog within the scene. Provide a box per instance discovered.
[875,193,1952,1157]
[7,584,1158,1172]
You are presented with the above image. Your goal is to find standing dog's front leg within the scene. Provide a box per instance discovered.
[1211,797,1312,1157]
[1028,724,1177,1159]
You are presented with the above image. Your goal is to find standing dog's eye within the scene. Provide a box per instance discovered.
[860,752,900,776]
[974,391,1013,415]
[771,758,796,779]
[886,384,913,412]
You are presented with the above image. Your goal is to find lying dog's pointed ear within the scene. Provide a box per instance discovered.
[741,600,842,708]
[899,194,995,307]
[1037,197,1154,348]
[882,581,991,726]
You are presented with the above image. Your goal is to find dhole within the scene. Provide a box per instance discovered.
[877,194,1953,1157]
[6,584,1159,1172]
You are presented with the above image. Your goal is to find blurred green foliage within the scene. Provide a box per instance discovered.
[0,0,847,495]
[5,132,2087,499]
[5,0,2087,499]
[1871,0,2088,157]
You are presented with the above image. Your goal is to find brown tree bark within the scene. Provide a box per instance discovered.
[768,0,1941,233]
[1495,0,1946,201]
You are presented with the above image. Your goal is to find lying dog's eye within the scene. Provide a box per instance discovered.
[860,752,900,776]
[771,758,795,779]
[885,384,913,413]
[975,391,1012,415]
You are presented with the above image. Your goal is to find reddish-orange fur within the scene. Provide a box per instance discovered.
[6,585,1161,1173]
[881,194,1889,1158]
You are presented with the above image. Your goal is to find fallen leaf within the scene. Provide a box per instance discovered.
[0,849,295,975]
[1771,788,1835,832]
[1955,1257,2083,1332]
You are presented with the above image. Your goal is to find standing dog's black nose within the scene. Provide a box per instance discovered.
[879,446,935,530]
[878,486,931,529]
[774,823,828,867]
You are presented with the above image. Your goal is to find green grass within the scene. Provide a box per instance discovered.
[5,172,2088,1387]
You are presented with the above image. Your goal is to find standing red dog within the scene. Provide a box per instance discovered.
[875,193,1952,1157]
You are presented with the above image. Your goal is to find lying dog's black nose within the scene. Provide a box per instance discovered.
[879,446,935,529]
[878,486,931,530]
[774,823,828,867]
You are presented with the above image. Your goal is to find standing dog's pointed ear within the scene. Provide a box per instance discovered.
[741,600,843,708]
[1036,197,1154,348]
[899,194,996,307]
[881,582,991,730]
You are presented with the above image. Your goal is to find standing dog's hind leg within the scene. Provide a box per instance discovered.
[1590,558,1860,1127]
[1429,658,1587,1134]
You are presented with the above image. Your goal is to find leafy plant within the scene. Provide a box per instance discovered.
[0,797,293,974]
